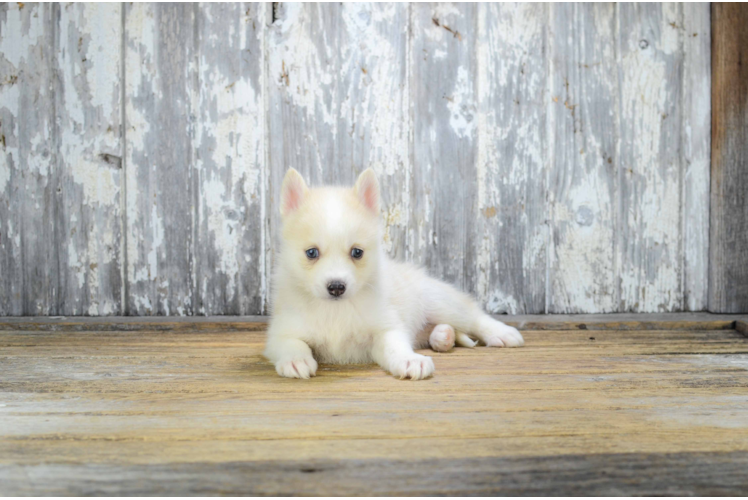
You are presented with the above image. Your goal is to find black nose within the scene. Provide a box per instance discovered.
[327,281,346,297]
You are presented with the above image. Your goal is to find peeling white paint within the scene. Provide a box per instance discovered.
[619,3,682,312]
[447,66,474,139]
[0,3,713,316]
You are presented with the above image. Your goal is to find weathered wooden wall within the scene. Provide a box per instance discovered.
[0,3,714,316]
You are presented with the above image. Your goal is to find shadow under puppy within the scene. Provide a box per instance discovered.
[264,168,524,380]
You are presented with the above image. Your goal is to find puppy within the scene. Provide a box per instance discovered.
[264,168,524,380]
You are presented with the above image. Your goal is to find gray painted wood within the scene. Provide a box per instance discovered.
[476,3,547,314]
[193,3,266,315]
[709,3,748,314]
[0,3,58,315]
[618,3,686,312]
[124,3,196,315]
[410,3,477,294]
[0,2,719,315]
[56,3,124,315]
[548,4,618,314]
[682,3,711,312]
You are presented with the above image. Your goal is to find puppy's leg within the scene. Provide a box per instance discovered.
[264,336,318,379]
[372,329,434,380]
[429,324,455,352]
[423,277,524,348]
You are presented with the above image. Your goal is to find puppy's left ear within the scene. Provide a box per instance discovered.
[354,168,380,214]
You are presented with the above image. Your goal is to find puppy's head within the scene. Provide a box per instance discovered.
[279,168,381,301]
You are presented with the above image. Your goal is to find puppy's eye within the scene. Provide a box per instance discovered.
[351,248,364,260]
[305,248,319,259]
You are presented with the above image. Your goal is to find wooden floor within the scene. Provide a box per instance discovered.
[2,314,748,496]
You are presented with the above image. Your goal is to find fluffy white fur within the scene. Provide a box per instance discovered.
[264,168,524,380]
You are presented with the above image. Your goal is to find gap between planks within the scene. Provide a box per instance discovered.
[0,313,746,333]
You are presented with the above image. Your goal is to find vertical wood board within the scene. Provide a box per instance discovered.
[0,3,58,315]
[56,3,123,315]
[410,3,477,293]
[124,3,196,315]
[548,3,618,313]
[193,3,266,315]
[618,3,685,312]
[681,3,711,312]
[709,3,748,313]
[476,3,547,314]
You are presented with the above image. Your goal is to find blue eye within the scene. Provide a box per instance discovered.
[305,248,319,259]
[351,248,364,260]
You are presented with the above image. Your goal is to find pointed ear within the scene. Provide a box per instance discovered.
[280,168,308,217]
[354,168,380,214]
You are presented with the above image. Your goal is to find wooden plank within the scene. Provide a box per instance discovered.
[681,3,711,311]
[709,3,748,313]
[193,3,266,315]
[2,325,748,494]
[475,3,547,314]
[2,452,748,496]
[124,4,196,315]
[548,3,617,313]
[267,3,339,188]
[56,3,123,315]
[618,4,685,312]
[0,313,742,332]
[0,4,58,315]
[410,3,477,295]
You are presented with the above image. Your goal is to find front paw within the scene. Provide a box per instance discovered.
[275,355,318,379]
[388,354,435,380]
[478,318,524,348]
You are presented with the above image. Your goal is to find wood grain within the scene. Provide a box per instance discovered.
[0,3,58,315]
[709,3,748,313]
[193,3,266,315]
[56,3,124,315]
[618,3,686,312]
[410,3,477,294]
[3,452,748,496]
[1,321,748,495]
[548,3,617,313]
[476,3,547,314]
[124,4,196,315]
[682,3,711,312]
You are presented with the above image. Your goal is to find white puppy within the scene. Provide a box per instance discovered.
[264,168,524,380]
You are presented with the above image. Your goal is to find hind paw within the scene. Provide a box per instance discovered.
[429,324,455,352]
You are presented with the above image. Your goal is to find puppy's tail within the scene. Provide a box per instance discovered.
[455,331,477,348]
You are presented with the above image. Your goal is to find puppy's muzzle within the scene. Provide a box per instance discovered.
[327,281,346,298]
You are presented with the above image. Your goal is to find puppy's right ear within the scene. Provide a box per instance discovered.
[280,168,308,217]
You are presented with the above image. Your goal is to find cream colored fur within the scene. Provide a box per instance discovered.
[264,168,524,380]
